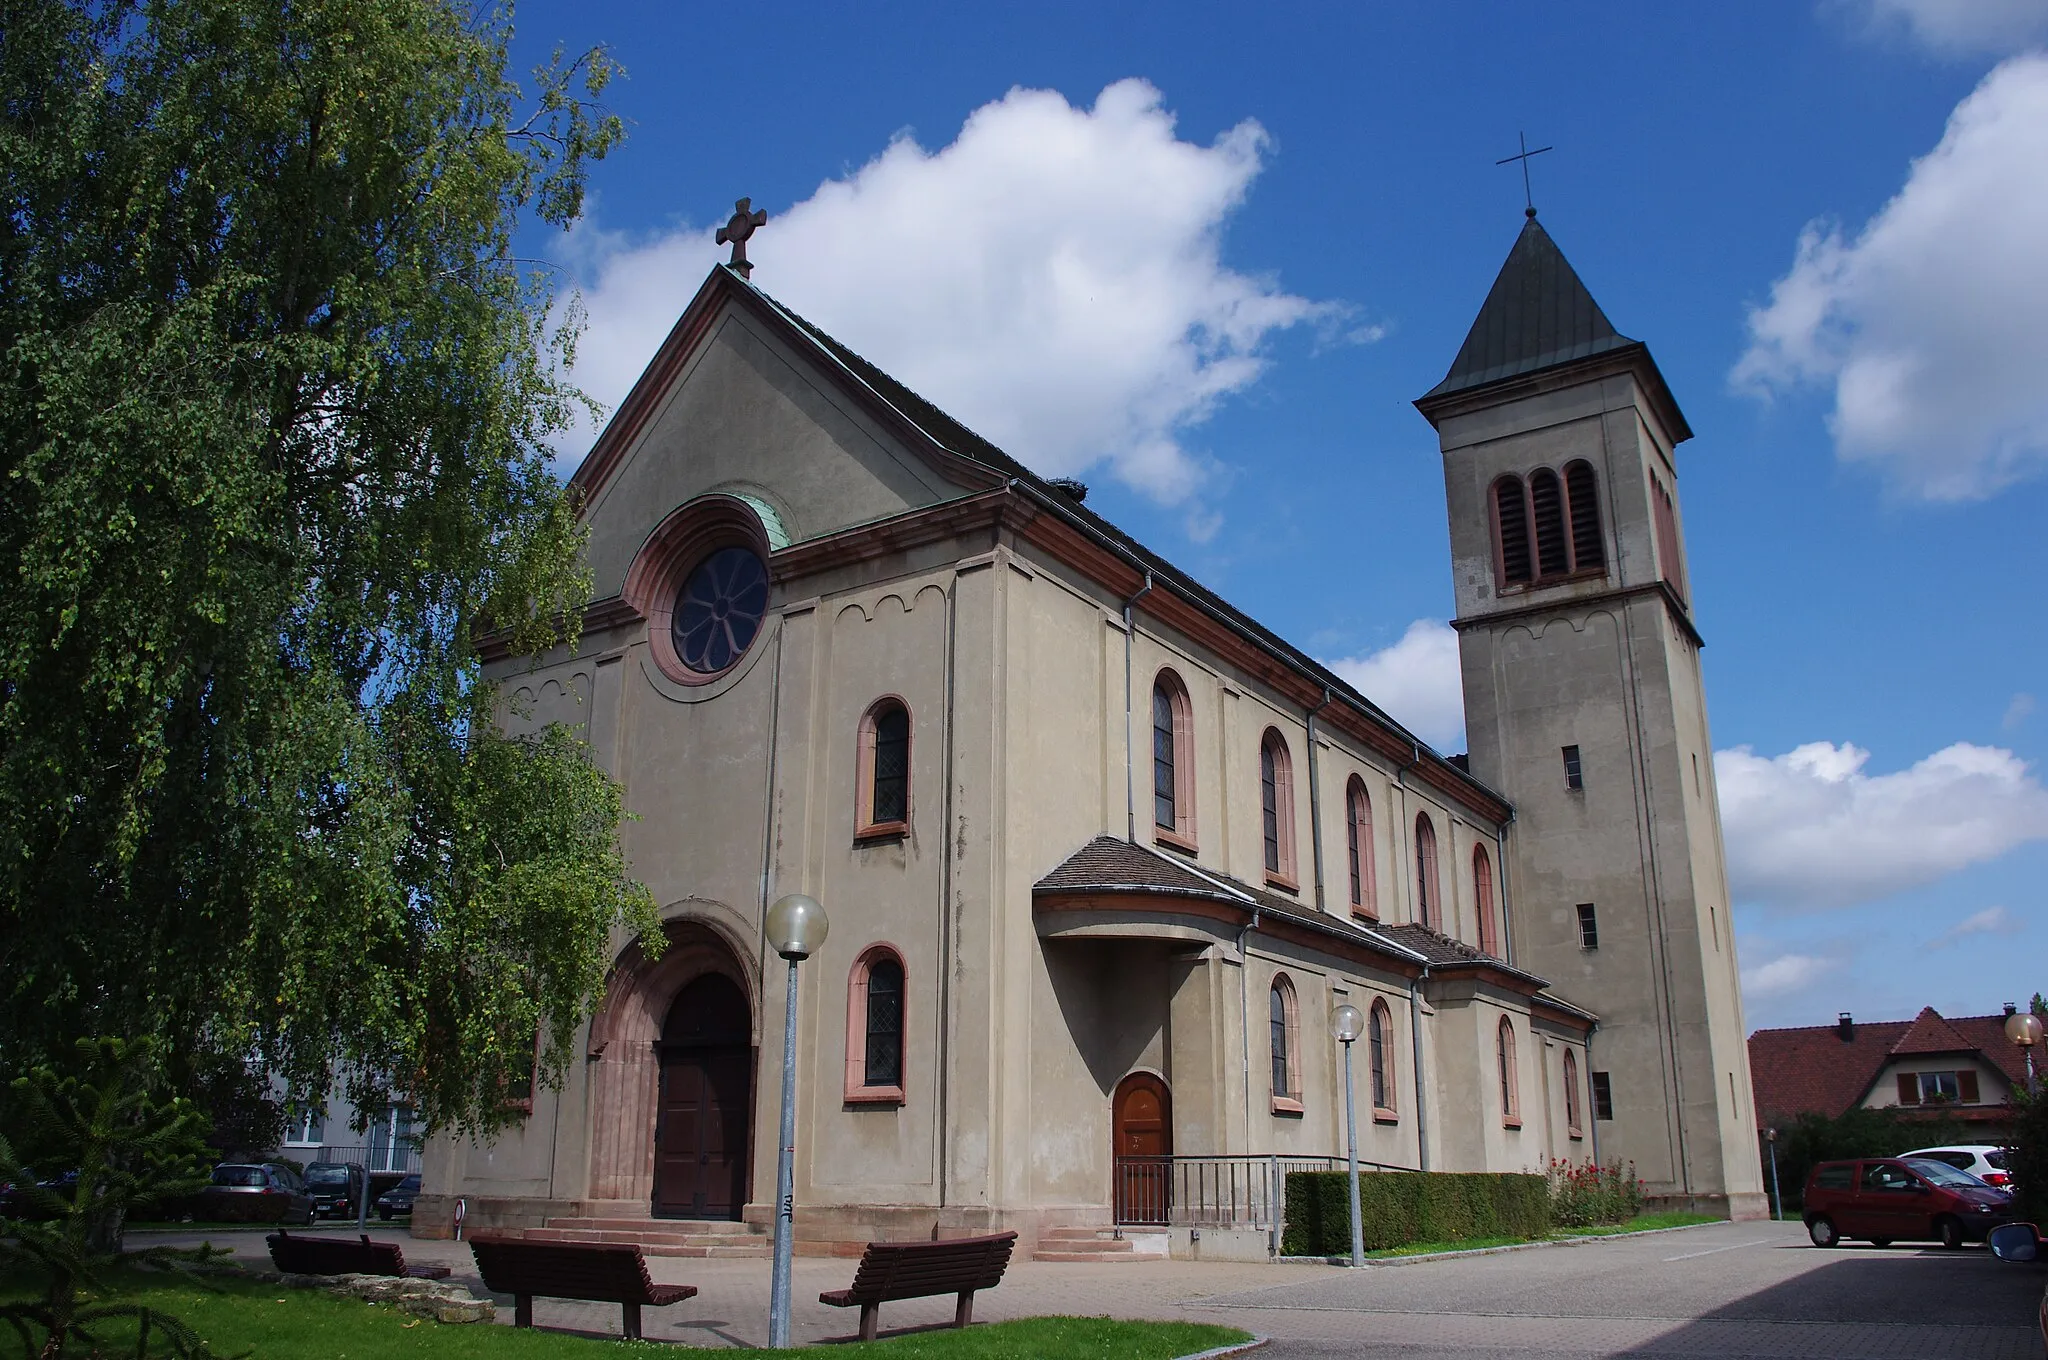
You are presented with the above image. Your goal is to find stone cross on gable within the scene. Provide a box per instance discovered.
[716,197,769,279]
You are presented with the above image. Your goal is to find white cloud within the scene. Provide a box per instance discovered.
[1715,740,2048,908]
[1927,903,2024,948]
[556,79,1338,511]
[1742,951,1838,999]
[1732,54,2048,501]
[1848,0,2048,55]
[2004,692,2035,731]
[1326,619,1466,753]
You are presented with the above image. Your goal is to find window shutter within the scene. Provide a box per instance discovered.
[1958,1070,1980,1104]
[1895,1073,1919,1105]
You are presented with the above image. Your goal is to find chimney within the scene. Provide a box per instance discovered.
[2005,1001,2019,1018]
[1836,1012,1854,1042]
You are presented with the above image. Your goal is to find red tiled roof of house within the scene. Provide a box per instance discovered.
[1746,1008,2031,1127]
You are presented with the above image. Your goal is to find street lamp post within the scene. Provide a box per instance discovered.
[1764,1128,1782,1222]
[1331,1004,1366,1268]
[2007,1006,2043,1097]
[765,893,829,1350]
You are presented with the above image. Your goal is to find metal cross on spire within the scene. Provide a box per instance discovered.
[716,197,769,279]
[1495,132,1553,219]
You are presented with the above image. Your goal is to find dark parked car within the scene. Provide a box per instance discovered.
[302,1161,366,1219]
[374,1173,420,1221]
[0,1168,76,1220]
[195,1163,315,1224]
[1803,1156,2014,1249]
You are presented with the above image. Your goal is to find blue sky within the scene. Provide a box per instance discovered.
[506,0,2048,1033]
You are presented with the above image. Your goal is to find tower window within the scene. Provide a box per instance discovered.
[1562,745,1583,790]
[1590,1070,1614,1121]
[1529,468,1569,577]
[1491,464,1606,590]
[1492,475,1533,586]
[1576,903,1599,950]
[1652,476,1688,601]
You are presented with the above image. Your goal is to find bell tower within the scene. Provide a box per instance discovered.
[1415,214,1764,1216]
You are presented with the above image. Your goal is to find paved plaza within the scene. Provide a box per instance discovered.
[164,1218,2045,1356]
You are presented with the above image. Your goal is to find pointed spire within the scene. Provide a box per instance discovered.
[1423,216,1637,399]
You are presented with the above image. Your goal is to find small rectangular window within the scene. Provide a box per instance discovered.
[1576,903,1598,950]
[1562,745,1583,791]
[1590,1071,1614,1121]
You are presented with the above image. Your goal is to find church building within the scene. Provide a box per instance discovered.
[418,210,1767,1257]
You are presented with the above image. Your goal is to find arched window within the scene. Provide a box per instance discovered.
[1564,461,1604,571]
[1563,1047,1584,1139]
[1368,999,1396,1118]
[1260,729,1298,889]
[1492,475,1533,586]
[1151,670,1196,849]
[855,698,911,839]
[1493,464,1606,589]
[1473,844,1497,957]
[1269,974,1301,1109]
[1414,812,1440,931]
[845,946,907,1103]
[1345,777,1376,919]
[1651,474,1687,601]
[1497,1017,1521,1128]
[1530,468,1568,578]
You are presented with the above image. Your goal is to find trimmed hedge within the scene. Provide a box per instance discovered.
[1282,1170,1550,1256]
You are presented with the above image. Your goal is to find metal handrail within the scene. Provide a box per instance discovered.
[1113,1153,1399,1242]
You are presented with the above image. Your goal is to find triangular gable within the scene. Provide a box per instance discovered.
[1888,1006,1979,1058]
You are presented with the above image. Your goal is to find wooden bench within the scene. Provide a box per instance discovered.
[467,1236,696,1341]
[265,1230,451,1280]
[819,1231,1017,1341]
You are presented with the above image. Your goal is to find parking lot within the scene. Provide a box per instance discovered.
[1183,1218,2046,1358]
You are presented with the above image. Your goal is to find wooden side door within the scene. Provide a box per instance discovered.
[1112,1072,1172,1225]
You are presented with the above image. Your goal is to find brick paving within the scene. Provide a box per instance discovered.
[147,1217,2045,1355]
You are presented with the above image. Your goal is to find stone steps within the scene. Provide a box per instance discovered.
[483,1218,769,1259]
[1031,1226,1161,1263]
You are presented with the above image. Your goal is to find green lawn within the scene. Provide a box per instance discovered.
[3,1268,1250,1358]
[1358,1210,1722,1260]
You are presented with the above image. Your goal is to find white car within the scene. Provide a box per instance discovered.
[1901,1144,2012,1190]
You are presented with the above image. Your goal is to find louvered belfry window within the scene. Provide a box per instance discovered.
[1493,476,1533,585]
[1492,463,1605,589]
[1565,461,1604,570]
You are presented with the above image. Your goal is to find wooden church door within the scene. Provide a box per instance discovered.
[1112,1071,1172,1225]
[654,973,752,1220]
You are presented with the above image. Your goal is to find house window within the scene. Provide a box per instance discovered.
[1368,999,1396,1119]
[1896,1070,1979,1106]
[1269,974,1302,1111]
[283,1104,325,1147]
[1564,1049,1584,1139]
[1152,671,1196,849]
[1414,812,1440,931]
[1497,1018,1521,1128]
[367,1106,417,1173]
[1346,777,1376,918]
[845,946,908,1103]
[1562,745,1583,790]
[1260,730,1298,890]
[1591,1070,1614,1121]
[1473,844,1497,957]
[855,698,911,839]
[1576,903,1599,950]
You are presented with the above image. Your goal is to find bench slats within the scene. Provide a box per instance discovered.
[819,1231,1016,1341]
[469,1236,697,1340]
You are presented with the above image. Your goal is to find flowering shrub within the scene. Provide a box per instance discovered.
[1547,1158,1645,1227]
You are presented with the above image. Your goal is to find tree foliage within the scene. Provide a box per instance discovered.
[1,1037,235,1357]
[0,0,657,1135]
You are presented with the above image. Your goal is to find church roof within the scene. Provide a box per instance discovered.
[1422,215,1640,400]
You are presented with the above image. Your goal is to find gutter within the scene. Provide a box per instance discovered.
[1237,909,1262,1146]
[1122,572,1155,843]
[1305,688,1335,912]
[1410,967,1432,1171]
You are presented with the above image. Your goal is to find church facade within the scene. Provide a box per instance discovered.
[417,216,1765,1255]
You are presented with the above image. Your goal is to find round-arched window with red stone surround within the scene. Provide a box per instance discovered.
[623,495,775,686]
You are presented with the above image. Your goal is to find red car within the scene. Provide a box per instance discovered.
[1803,1156,2014,1249]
